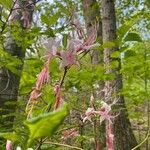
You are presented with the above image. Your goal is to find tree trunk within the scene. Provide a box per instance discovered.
[0,0,35,133]
[82,1,105,149]
[101,0,138,149]
[82,0,102,64]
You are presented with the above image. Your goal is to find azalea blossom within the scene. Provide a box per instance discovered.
[62,128,78,142]
[106,122,114,150]
[36,64,49,90]
[29,88,41,101]
[82,107,95,123]
[26,88,41,114]
[54,84,63,109]
[82,100,116,150]
[95,101,114,124]
[71,19,84,39]
[59,50,79,69]
[76,29,97,53]
[6,140,12,150]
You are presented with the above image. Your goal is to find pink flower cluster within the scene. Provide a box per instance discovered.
[83,101,115,150]
[83,101,114,124]
[26,51,55,116]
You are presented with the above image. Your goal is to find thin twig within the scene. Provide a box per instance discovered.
[43,141,84,150]
[60,66,68,87]
[35,137,48,150]
[131,130,150,150]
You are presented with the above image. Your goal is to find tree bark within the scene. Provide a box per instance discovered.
[0,0,35,133]
[101,0,139,149]
[82,1,105,149]
[82,0,102,64]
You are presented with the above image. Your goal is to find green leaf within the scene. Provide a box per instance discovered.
[62,34,68,49]
[0,132,20,142]
[24,104,69,145]
[111,51,120,58]
[125,50,136,58]
[103,41,116,48]
[0,0,12,9]
[42,28,55,37]
[124,32,142,42]
[117,12,142,44]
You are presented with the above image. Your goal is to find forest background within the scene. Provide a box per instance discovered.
[0,0,149,150]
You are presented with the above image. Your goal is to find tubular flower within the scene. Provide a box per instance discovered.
[62,128,78,142]
[36,64,49,90]
[71,19,84,39]
[82,107,95,123]
[82,100,115,150]
[95,101,114,124]
[54,84,63,109]
[106,122,114,150]
[60,50,79,69]
[6,140,12,150]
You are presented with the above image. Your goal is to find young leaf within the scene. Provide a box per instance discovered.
[124,32,142,42]
[0,132,20,142]
[24,104,68,145]
[62,34,68,48]
[0,0,12,9]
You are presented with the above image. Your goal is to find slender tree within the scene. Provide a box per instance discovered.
[0,0,35,133]
[101,0,138,149]
[82,0,105,149]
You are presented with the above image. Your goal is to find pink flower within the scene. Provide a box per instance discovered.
[83,30,97,46]
[29,88,41,101]
[82,107,95,123]
[59,50,79,69]
[71,19,84,39]
[36,64,49,90]
[62,128,78,142]
[76,29,97,53]
[106,123,114,150]
[6,140,13,150]
[97,101,113,124]
[54,84,63,109]
[21,10,30,28]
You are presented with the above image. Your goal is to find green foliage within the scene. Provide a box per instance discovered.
[0,49,22,75]
[62,34,68,49]
[0,0,12,9]
[0,0,149,149]
[25,104,68,146]
[124,32,142,42]
[0,104,68,148]
[0,132,20,142]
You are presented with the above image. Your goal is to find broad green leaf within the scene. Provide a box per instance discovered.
[117,12,142,44]
[124,32,142,42]
[0,0,12,9]
[111,51,120,58]
[24,104,68,145]
[0,132,20,142]
[125,50,136,58]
